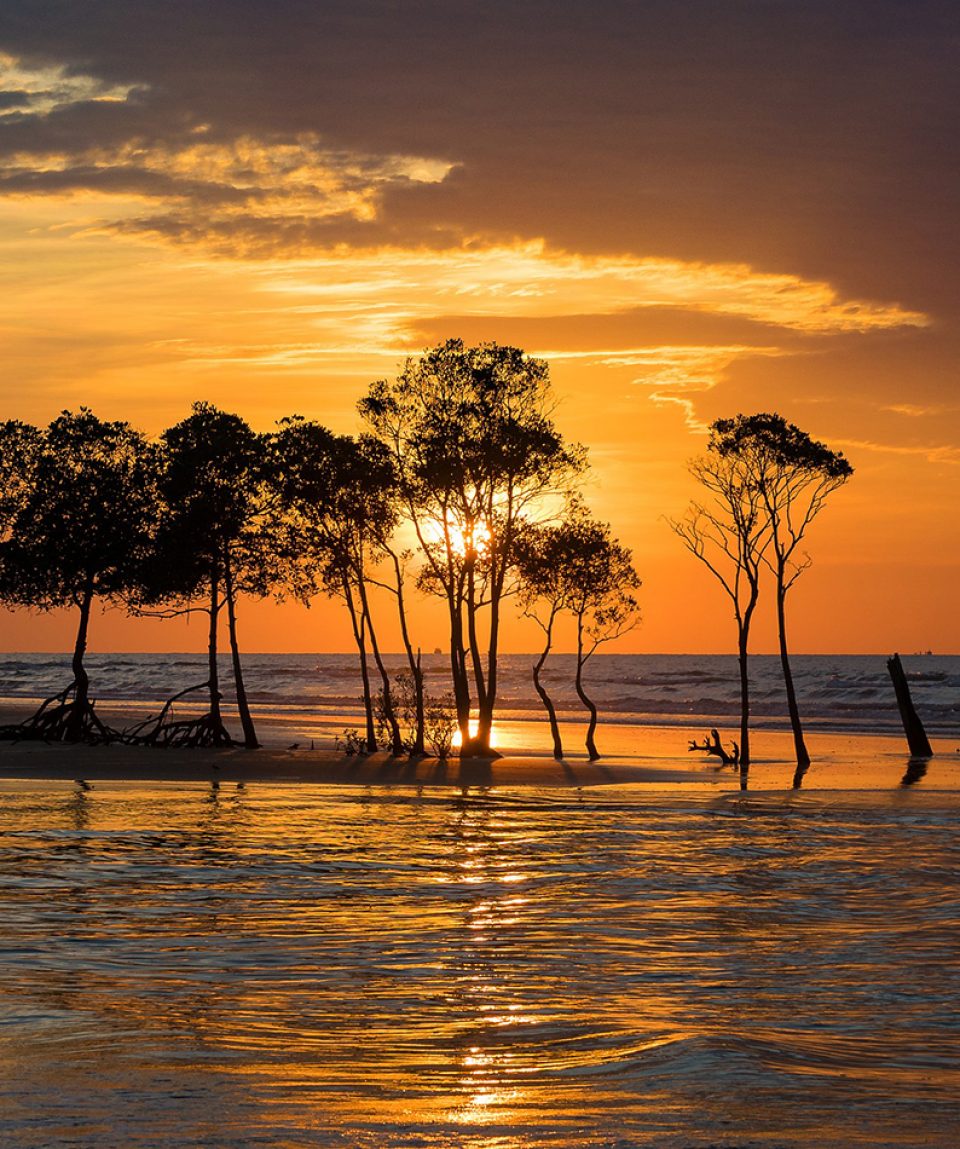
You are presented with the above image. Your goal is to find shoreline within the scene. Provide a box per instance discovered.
[2,692,958,793]
[2,722,958,792]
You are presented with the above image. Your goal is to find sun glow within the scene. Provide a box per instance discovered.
[451,721,500,752]
[418,513,493,561]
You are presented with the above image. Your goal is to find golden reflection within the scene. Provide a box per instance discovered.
[452,720,500,752]
[444,797,544,1128]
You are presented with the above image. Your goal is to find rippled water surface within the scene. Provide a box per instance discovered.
[1,781,958,1147]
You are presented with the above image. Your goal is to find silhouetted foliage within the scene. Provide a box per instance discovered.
[518,504,640,760]
[0,409,156,743]
[376,671,457,759]
[710,413,853,785]
[669,432,770,788]
[360,339,585,757]
[0,420,41,542]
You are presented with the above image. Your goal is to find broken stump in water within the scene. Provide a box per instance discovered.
[887,653,933,758]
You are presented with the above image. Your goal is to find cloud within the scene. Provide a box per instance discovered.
[832,437,960,466]
[140,243,923,413]
[0,77,455,251]
[0,4,957,311]
[0,3,954,454]
[0,51,137,117]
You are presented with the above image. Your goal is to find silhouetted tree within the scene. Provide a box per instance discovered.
[136,403,271,748]
[360,339,585,757]
[515,521,571,760]
[565,515,641,761]
[271,419,403,754]
[518,506,640,760]
[0,409,156,742]
[670,431,771,789]
[711,413,853,785]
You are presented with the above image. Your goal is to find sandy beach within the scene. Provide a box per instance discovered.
[2,696,957,793]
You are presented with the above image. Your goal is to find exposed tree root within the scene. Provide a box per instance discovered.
[688,728,740,768]
[122,683,234,748]
[0,684,119,745]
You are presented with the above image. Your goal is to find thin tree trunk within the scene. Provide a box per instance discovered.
[358,578,403,756]
[390,548,425,755]
[413,650,425,756]
[737,623,750,789]
[343,577,375,752]
[65,583,94,741]
[777,579,810,787]
[449,599,472,753]
[475,589,502,755]
[532,610,562,760]
[207,567,223,727]
[466,564,487,718]
[223,555,259,749]
[574,616,600,761]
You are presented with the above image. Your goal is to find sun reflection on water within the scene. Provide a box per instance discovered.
[1,782,958,1147]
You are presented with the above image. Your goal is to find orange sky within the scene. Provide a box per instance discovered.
[0,5,958,654]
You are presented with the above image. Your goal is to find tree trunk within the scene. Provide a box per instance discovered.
[344,578,376,752]
[358,578,403,755]
[474,586,501,756]
[575,617,600,761]
[413,650,425,757]
[223,555,259,749]
[887,653,933,758]
[777,581,810,787]
[207,566,223,726]
[532,626,563,760]
[736,622,751,790]
[390,549,425,755]
[65,583,94,741]
[449,600,473,754]
[466,563,487,718]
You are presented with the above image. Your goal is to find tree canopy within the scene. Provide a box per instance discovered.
[360,338,585,756]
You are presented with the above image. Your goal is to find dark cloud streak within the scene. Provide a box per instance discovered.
[0,1,957,307]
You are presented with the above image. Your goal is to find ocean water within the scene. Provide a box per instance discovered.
[1,653,958,746]
[0,781,957,1147]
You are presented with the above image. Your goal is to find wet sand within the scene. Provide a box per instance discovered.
[1,701,958,793]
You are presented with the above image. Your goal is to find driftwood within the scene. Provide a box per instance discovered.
[688,728,740,767]
[0,684,119,745]
[886,653,933,758]
[122,682,234,748]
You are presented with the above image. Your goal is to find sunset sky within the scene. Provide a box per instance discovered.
[0,1,957,654]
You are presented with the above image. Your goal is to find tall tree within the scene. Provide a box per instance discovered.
[140,403,272,749]
[710,413,853,785]
[270,419,402,754]
[563,515,641,761]
[670,432,770,788]
[360,339,584,757]
[0,409,156,742]
[517,506,640,761]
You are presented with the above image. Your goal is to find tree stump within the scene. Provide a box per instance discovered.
[886,653,933,758]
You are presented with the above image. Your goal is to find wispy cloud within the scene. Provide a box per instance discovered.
[259,243,927,334]
[833,437,960,466]
[0,51,138,117]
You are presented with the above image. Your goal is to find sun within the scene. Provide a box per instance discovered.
[418,512,493,560]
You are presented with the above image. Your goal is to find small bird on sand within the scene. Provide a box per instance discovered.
[75,779,93,791]
[287,742,300,750]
